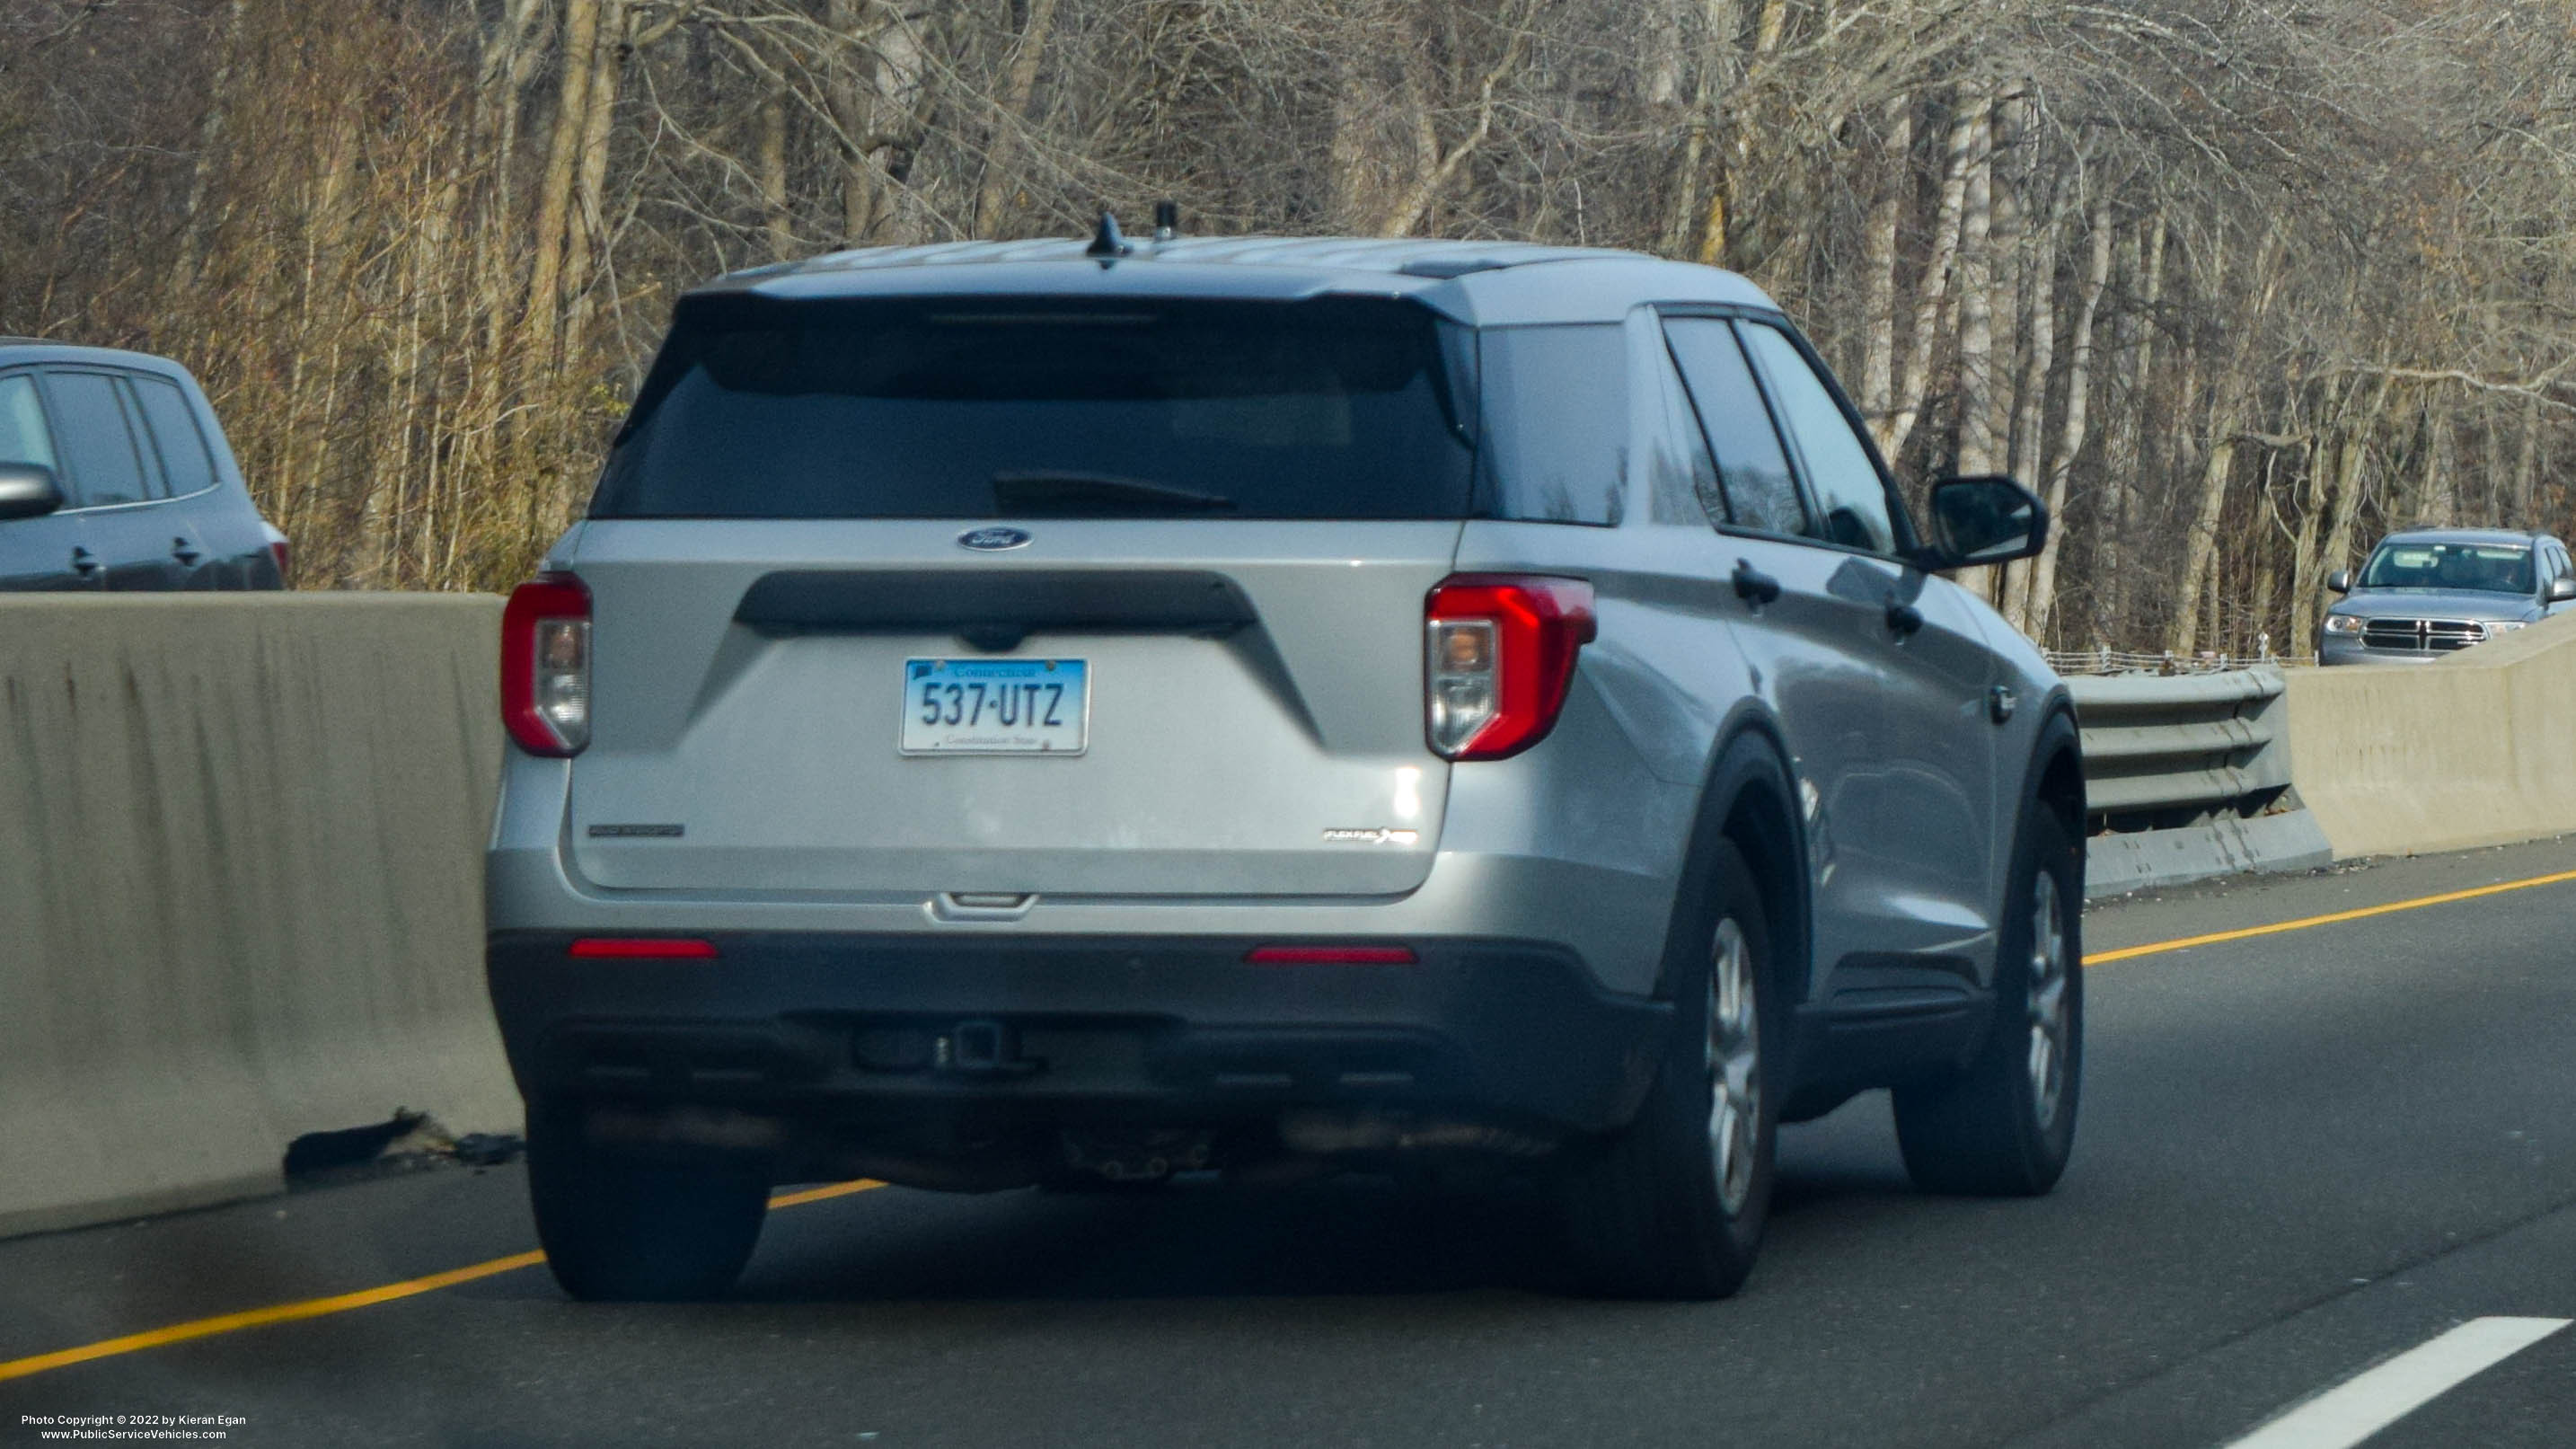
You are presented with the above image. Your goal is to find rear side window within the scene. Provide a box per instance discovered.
[1663,318,1805,536]
[595,296,1476,519]
[42,372,153,508]
[1642,335,1725,528]
[1476,325,1625,526]
[1737,323,1899,555]
[0,375,56,471]
[129,376,219,497]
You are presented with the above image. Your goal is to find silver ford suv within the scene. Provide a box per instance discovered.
[486,227,2086,1303]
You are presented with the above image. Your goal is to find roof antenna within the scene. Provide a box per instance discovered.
[1152,201,1179,243]
[1085,210,1133,262]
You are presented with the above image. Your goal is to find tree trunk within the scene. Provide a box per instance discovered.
[2287,388,2343,656]
[759,92,793,261]
[869,4,932,244]
[520,0,604,358]
[1873,91,1979,461]
[2168,439,2236,656]
[555,0,628,358]
[2417,405,2456,526]
[2015,192,2113,641]
[1378,14,1533,239]
[2166,228,2287,654]
[1856,93,1910,431]
[1953,84,1998,476]
[2099,211,2166,644]
[1988,93,2029,482]
[825,0,879,243]
[1693,0,1769,266]
[2516,392,2543,524]
[2006,179,2056,486]
[172,0,250,296]
[1993,195,2058,616]
[1328,56,1380,233]
[2316,379,2394,642]
[472,0,552,355]
[971,0,1061,239]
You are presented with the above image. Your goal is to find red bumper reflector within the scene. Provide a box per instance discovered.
[569,938,719,959]
[1245,945,1418,965]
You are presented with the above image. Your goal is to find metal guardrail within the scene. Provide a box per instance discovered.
[2046,647,2318,676]
[2067,666,2292,823]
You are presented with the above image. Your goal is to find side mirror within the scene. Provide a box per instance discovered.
[1918,475,2047,570]
[2548,576,2576,605]
[2326,570,2351,595]
[0,463,65,522]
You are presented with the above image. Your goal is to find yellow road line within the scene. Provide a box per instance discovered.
[767,1179,883,1209]
[0,1179,883,1384]
[2086,866,2576,966]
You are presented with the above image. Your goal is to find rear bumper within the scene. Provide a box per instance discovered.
[487,932,1668,1136]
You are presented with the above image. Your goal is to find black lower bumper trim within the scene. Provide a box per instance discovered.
[487,932,1666,1135]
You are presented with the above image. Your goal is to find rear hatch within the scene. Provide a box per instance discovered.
[562,289,1474,897]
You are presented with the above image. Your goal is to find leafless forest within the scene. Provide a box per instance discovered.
[4,1,2574,653]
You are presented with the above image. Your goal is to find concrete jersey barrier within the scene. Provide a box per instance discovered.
[2284,608,2576,861]
[0,595,516,1238]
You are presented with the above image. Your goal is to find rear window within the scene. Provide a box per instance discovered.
[593,296,1476,519]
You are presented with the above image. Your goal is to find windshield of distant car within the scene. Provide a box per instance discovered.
[2356,541,2533,596]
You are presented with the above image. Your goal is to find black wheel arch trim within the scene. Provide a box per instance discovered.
[1661,703,1813,1018]
[2020,688,2085,843]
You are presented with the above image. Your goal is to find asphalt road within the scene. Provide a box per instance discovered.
[6,840,2576,1448]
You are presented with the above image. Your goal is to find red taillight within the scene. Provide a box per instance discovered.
[1245,945,1419,965]
[569,937,719,959]
[502,572,592,756]
[268,539,291,584]
[1424,575,1596,760]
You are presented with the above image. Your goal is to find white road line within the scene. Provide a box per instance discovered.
[2223,1316,2572,1449]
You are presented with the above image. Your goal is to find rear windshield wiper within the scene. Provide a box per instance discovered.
[991,471,1236,514]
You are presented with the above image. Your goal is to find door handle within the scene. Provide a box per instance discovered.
[69,546,100,576]
[1732,560,1782,607]
[172,537,200,566]
[1884,599,1925,637]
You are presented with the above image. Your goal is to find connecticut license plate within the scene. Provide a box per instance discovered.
[899,658,1090,755]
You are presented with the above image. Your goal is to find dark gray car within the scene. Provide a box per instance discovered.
[484,229,2086,1303]
[0,340,286,591]
[2319,528,2576,664]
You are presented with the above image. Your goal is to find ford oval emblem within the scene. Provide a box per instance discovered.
[957,526,1032,552]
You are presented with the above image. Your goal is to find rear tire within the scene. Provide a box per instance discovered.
[527,1100,772,1302]
[1892,802,2082,1196]
[1559,839,1777,1300]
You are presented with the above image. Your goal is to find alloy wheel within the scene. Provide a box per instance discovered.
[1706,917,1762,1213]
[2025,870,2070,1131]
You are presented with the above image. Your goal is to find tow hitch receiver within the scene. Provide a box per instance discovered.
[941,1020,1038,1075]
